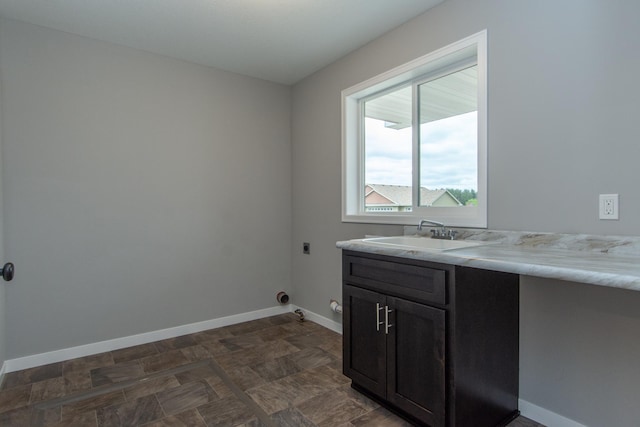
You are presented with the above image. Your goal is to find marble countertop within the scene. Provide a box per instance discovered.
[336,230,640,292]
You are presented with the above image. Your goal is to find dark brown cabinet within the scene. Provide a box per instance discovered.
[344,285,446,425]
[342,250,520,427]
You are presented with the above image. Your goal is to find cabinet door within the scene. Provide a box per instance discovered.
[386,296,446,427]
[343,284,386,397]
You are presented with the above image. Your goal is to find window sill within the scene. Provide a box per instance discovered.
[342,212,487,228]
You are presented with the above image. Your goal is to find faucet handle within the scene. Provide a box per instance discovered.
[428,228,458,240]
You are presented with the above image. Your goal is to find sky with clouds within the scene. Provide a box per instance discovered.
[365,112,477,190]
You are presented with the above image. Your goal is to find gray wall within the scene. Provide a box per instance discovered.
[520,277,640,426]
[0,25,5,367]
[0,18,292,358]
[291,0,640,425]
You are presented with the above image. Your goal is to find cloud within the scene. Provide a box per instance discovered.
[364,113,477,190]
[364,118,412,185]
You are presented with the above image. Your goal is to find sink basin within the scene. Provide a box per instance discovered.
[361,236,491,251]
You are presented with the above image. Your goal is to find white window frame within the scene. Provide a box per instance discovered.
[341,30,487,228]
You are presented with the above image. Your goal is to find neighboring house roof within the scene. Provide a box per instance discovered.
[365,184,462,207]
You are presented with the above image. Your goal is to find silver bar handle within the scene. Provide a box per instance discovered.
[385,306,393,334]
[376,303,384,331]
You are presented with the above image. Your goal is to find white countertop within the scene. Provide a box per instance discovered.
[336,230,640,292]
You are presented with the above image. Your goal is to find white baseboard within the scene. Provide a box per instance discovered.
[3,305,293,373]
[519,399,586,427]
[0,362,6,387]
[292,305,342,335]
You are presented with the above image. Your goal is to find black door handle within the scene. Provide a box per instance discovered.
[1,263,14,281]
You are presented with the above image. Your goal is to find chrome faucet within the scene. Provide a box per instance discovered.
[417,219,458,240]
[417,219,444,231]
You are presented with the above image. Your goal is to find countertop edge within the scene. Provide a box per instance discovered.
[336,239,640,292]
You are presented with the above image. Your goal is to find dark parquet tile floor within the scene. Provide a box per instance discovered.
[0,313,544,426]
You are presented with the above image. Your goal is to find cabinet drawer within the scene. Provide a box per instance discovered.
[344,255,446,305]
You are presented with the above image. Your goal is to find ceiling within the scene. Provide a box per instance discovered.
[0,0,444,85]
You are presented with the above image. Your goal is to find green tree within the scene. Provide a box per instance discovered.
[446,188,477,205]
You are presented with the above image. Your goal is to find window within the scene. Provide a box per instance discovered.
[342,31,487,228]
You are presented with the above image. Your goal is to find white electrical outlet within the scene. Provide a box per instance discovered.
[599,194,619,220]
